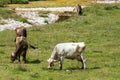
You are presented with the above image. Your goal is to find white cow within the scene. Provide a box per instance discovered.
[47,42,86,70]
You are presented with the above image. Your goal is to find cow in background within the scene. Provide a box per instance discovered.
[47,42,86,70]
[73,4,83,15]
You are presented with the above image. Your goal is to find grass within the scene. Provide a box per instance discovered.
[0,20,6,25]
[8,0,94,8]
[39,12,49,17]
[0,4,120,80]
[0,8,30,23]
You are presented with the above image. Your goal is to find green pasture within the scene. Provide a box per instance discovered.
[0,4,120,80]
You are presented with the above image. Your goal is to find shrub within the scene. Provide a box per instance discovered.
[104,4,120,10]
[29,0,46,1]
[0,0,9,7]
[11,0,29,4]
[0,20,6,25]
[19,17,28,23]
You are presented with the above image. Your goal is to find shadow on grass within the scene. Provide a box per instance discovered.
[0,44,6,47]
[64,66,101,71]
[42,67,63,72]
[86,67,101,70]
[27,59,43,64]
[0,51,5,54]
[42,66,101,72]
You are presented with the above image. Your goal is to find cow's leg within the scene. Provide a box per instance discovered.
[80,53,86,69]
[59,61,62,70]
[22,50,27,63]
[59,56,63,70]
[18,54,21,63]
[77,54,86,69]
[17,49,23,63]
[14,42,23,63]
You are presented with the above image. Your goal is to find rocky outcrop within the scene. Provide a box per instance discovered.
[16,12,59,26]
[0,7,85,31]
[0,19,31,31]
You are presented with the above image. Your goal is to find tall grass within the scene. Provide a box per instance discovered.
[0,8,29,23]
[8,0,93,8]
[0,4,120,80]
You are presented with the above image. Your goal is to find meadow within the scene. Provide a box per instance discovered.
[0,4,120,80]
[8,0,93,8]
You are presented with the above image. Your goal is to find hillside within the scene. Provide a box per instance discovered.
[0,4,120,80]
[8,0,93,8]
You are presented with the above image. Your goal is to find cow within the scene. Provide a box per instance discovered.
[10,36,28,63]
[47,42,86,70]
[73,4,83,15]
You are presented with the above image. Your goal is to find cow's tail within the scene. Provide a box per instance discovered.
[28,43,37,49]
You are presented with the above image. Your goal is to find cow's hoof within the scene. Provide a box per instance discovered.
[48,67,51,69]
[81,67,86,70]
[10,61,13,63]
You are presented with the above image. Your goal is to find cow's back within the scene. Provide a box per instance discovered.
[15,26,27,37]
[55,42,85,57]
[16,36,28,49]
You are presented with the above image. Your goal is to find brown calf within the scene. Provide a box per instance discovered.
[10,36,28,63]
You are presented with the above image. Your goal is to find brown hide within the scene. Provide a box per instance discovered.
[15,26,27,37]
[14,26,27,43]
[11,36,28,63]
[15,26,36,49]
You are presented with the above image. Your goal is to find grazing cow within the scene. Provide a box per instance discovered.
[47,42,86,70]
[10,36,28,63]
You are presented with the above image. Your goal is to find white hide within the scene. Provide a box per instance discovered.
[48,42,86,70]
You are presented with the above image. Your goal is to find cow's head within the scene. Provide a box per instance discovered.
[10,52,16,63]
[47,58,55,69]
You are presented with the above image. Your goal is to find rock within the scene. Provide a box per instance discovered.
[16,12,59,26]
[0,19,32,31]
[0,7,86,31]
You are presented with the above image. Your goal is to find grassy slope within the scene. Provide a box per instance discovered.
[0,4,120,80]
[0,8,28,23]
[8,0,93,8]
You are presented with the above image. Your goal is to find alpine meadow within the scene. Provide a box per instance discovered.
[0,1,120,80]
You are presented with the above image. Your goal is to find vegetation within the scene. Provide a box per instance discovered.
[39,12,49,17]
[8,0,93,8]
[0,0,93,8]
[0,20,6,25]
[0,8,29,23]
[10,0,29,4]
[0,0,9,7]
[0,4,120,80]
